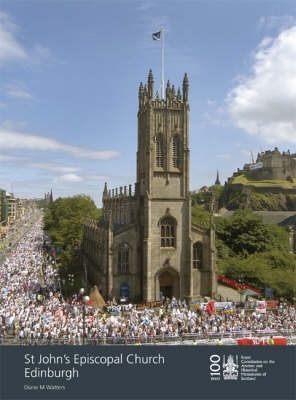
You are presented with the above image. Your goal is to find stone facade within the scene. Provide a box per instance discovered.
[243,147,296,180]
[82,71,217,302]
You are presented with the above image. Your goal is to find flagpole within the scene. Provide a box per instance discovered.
[152,28,165,99]
[161,28,165,99]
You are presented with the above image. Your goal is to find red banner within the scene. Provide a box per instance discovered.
[266,300,279,309]
[217,275,260,294]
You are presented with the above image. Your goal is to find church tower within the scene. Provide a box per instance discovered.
[83,70,216,303]
[137,70,192,301]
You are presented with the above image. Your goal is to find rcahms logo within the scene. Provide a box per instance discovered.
[209,354,239,381]
[222,355,239,380]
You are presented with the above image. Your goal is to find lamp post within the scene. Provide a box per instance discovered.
[67,274,74,298]
[54,273,61,293]
[238,276,244,304]
[80,288,90,345]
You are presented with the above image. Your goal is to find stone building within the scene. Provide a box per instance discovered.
[243,147,296,180]
[82,70,217,302]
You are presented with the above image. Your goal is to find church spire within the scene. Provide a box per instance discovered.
[215,170,221,185]
[182,73,189,102]
[147,69,154,99]
[102,182,109,201]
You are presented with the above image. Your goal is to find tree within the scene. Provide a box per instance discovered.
[191,204,210,229]
[216,210,276,257]
[215,209,296,300]
[43,195,101,291]
[44,195,100,243]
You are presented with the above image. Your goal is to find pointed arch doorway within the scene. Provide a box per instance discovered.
[157,269,180,300]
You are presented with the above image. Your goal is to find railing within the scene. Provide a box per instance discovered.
[1,329,295,346]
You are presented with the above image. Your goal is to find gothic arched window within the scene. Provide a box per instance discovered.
[118,242,130,273]
[160,217,176,247]
[172,135,180,168]
[193,241,203,269]
[156,134,164,168]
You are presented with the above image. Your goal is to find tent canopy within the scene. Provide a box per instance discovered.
[239,289,259,297]
[89,285,106,310]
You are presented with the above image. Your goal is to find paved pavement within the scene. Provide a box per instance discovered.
[217,284,242,302]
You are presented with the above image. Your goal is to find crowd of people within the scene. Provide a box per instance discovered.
[0,218,295,345]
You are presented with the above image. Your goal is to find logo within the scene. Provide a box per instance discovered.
[209,354,239,381]
[222,354,239,380]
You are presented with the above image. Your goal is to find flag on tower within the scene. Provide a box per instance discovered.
[152,28,164,99]
[152,31,161,40]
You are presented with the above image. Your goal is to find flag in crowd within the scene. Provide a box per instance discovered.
[205,300,215,315]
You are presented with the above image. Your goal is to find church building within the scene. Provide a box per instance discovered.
[82,70,217,302]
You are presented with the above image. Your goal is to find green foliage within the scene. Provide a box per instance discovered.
[219,174,296,210]
[210,185,224,202]
[191,190,210,207]
[44,195,100,244]
[215,210,275,257]
[263,268,295,299]
[191,204,210,229]
[34,198,51,210]
[286,194,296,209]
[231,174,296,188]
[43,195,101,285]
[247,192,288,210]
[216,209,296,299]
[191,185,224,209]
[287,175,293,183]
[219,251,295,291]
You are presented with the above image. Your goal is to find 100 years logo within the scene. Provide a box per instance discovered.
[209,354,239,381]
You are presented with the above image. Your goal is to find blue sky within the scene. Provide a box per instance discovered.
[1,0,296,205]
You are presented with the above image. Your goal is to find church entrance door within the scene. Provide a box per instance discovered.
[159,270,174,299]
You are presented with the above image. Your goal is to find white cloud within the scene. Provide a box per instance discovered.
[27,162,81,173]
[0,154,23,161]
[1,120,29,130]
[86,174,110,181]
[54,174,83,184]
[4,83,33,100]
[227,25,296,144]
[0,127,120,160]
[0,11,28,63]
[0,11,52,67]
[258,15,296,32]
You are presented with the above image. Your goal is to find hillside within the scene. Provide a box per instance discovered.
[220,175,296,211]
